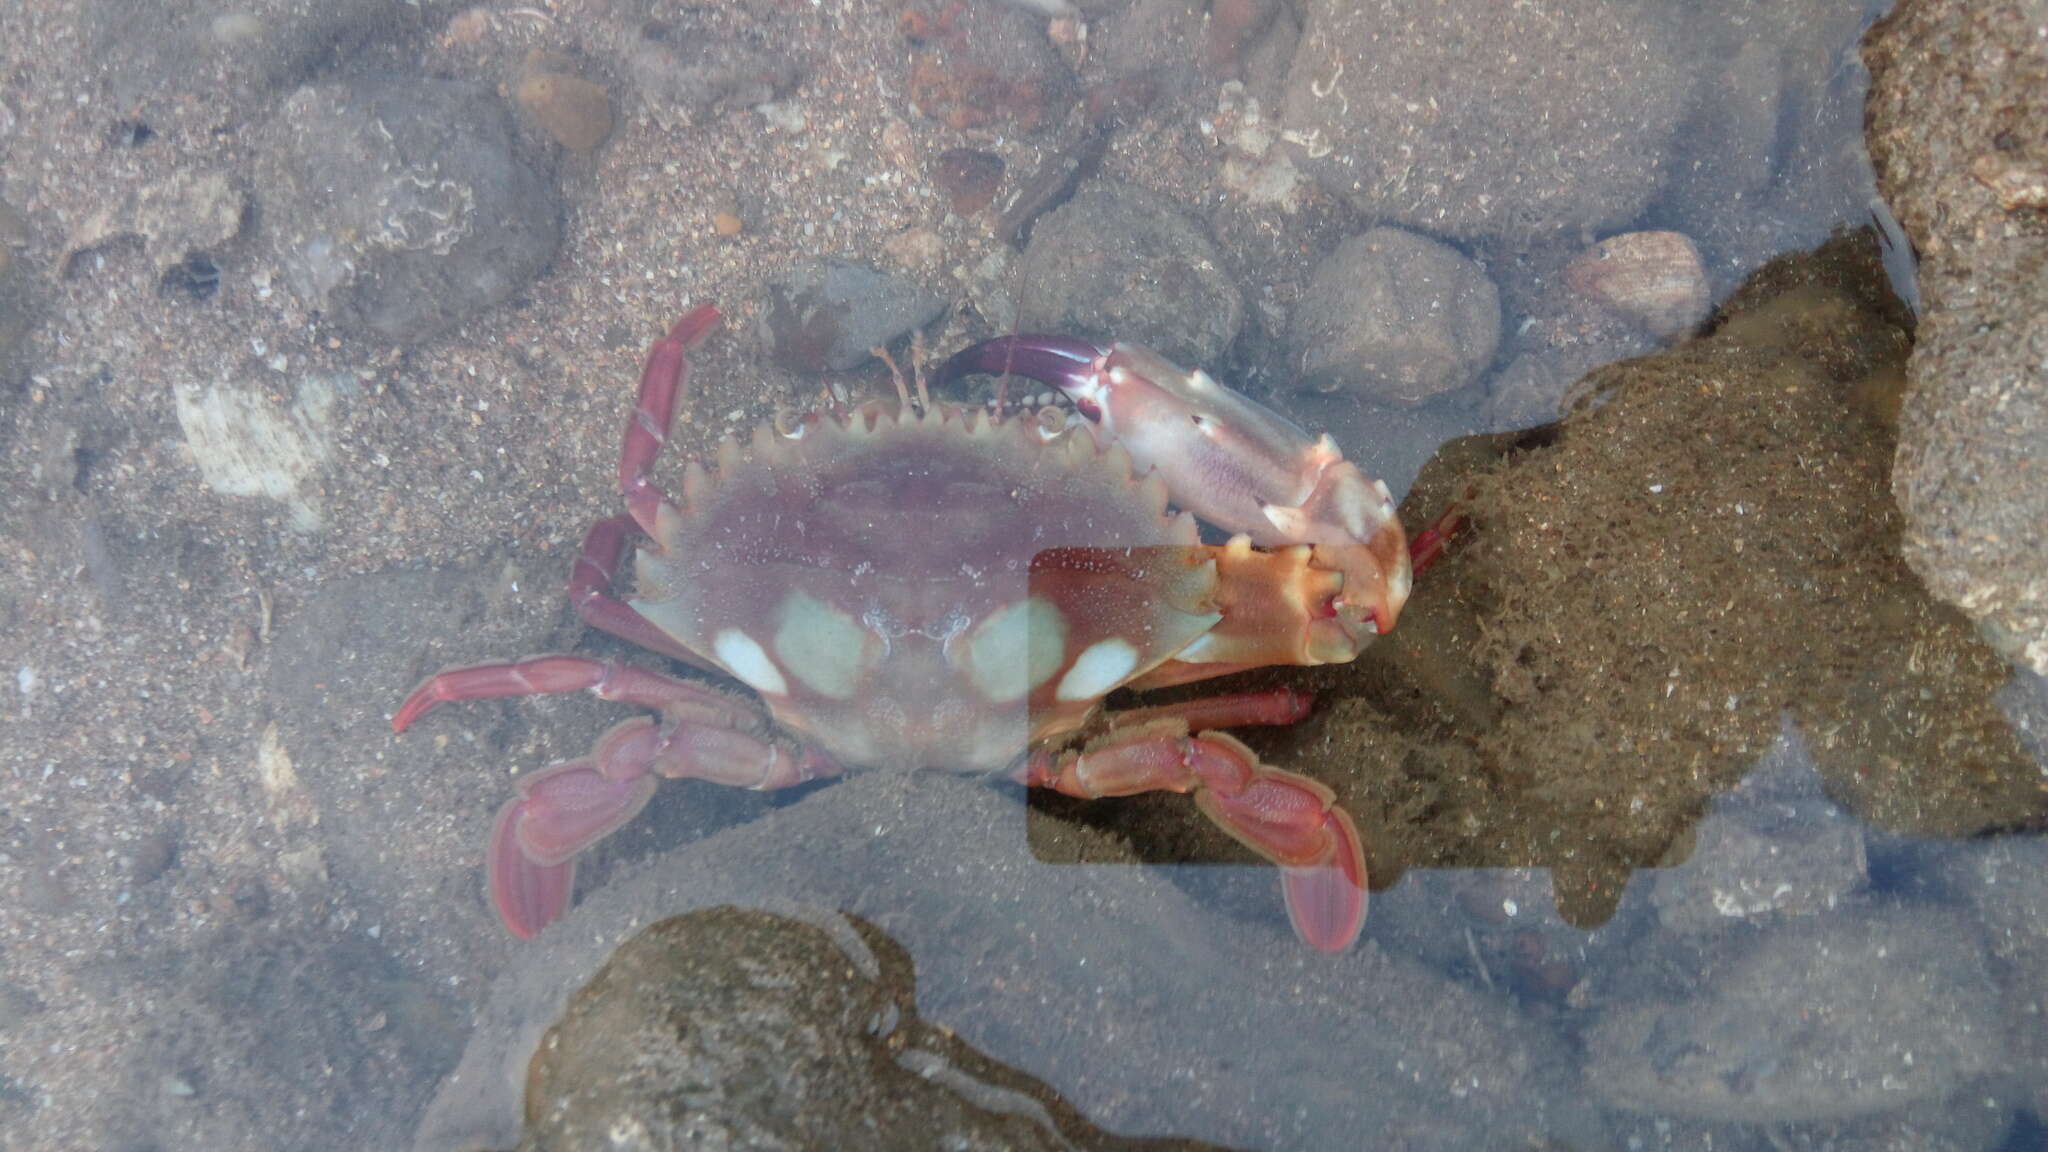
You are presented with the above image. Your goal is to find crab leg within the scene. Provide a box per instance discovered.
[1024,721,1368,952]
[621,305,721,536]
[1107,687,1314,732]
[392,655,759,734]
[934,336,1411,637]
[491,715,838,938]
[568,514,721,671]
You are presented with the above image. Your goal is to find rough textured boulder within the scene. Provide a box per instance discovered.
[1866,0,2048,674]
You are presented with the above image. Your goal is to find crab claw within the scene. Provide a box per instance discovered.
[929,333,1105,411]
[936,336,1412,644]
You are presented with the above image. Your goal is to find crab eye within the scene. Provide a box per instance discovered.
[773,591,874,700]
[963,597,1067,703]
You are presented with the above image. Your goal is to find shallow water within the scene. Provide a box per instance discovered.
[0,1,2041,1150]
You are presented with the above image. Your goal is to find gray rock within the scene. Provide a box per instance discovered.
[617,3,803,119]
[0,201,32,388]
[1586,907,2008,1126]
[1364,867,1648,1006]
[522,906,1204,1152]
[416,772,1602,1152]
[1866,0,2048,676]
[1289,226,1501,404]
[86,0,454,137]
[257,75,562,344]
[760,260,948,374]
[1648,722,1868,934]
[1280,0,1685,243]
[1654,1,1878,292]
[1016,181,1243,368]
[1928,834,2048,1116]
[1604,1094,2015,1152]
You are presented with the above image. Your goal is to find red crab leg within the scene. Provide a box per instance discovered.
[1107,687,1314,732]
[1406,504,1468,578]
[491,715,837,938]
[392,655,759,734]
[1025,723,1368,952]
[621,305,721,537]
[569,514,719,671]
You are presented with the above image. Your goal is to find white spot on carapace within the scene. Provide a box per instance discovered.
[713,629,788,695]
[1055,638,1139,701]
[964,597,1066,703]
[773,591,870,699]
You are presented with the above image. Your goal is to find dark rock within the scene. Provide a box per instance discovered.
[760,261,948,374]
[415,772,1599,1152]
[1280,0,1685,243]
[1289,226,1501,404]
[257,75,561,344]
[1866,0,2048,675]
[1016,181,1243,367]
[522,906,1218,1152]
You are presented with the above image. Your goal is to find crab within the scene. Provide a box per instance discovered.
[392,306,1414,951]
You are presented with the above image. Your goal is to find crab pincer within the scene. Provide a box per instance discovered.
[933,336,1413,653]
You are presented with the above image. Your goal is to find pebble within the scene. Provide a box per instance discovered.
[1564,231,1711,338]
[930,148,1004,215]
[881,225,943,270]
[905,0,1076,134]
[1289,225,1501,403]
[515,70,613,155]
[624,13,800,117]
[61,169,245,275]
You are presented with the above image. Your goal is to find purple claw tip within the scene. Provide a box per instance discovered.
[930,335,1107,395]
